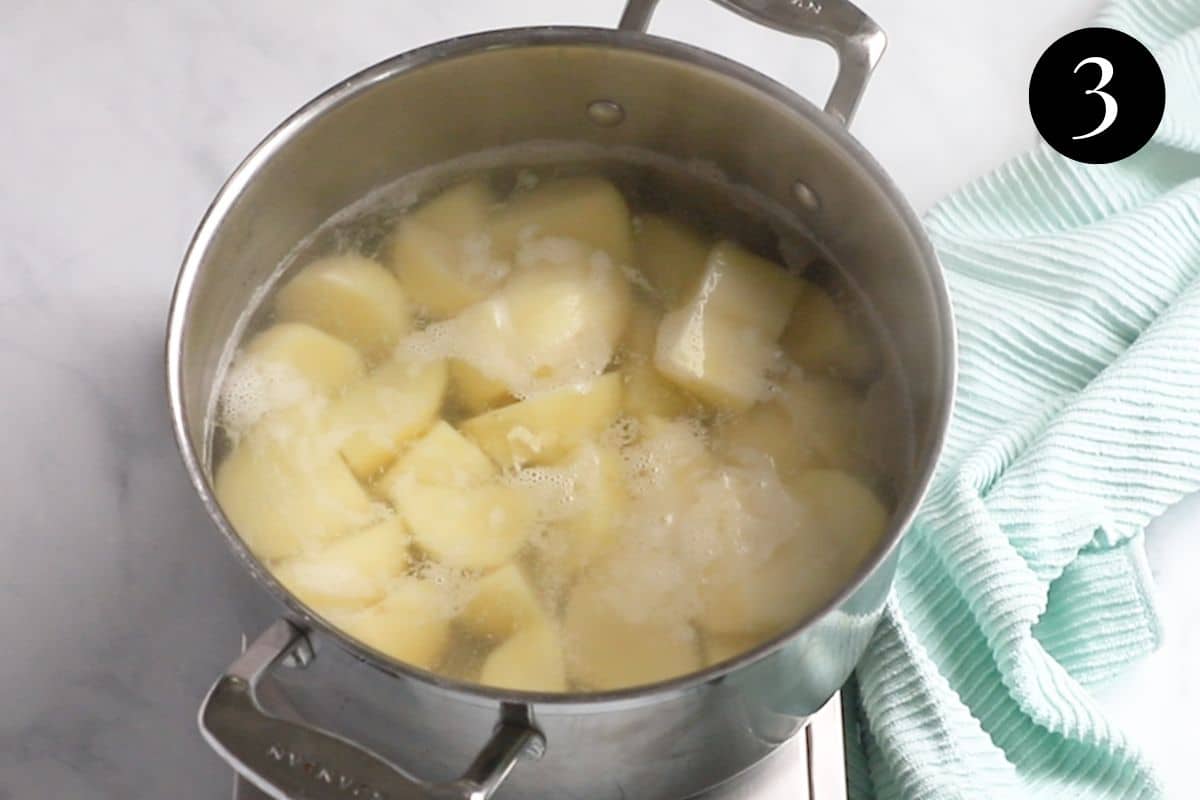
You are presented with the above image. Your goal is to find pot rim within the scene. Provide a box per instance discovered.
[166,23,957,707]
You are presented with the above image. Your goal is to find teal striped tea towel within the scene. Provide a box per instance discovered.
[844,0,1200,798]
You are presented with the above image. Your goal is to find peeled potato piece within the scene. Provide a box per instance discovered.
[221,323,366,433]
[410,179,495,238]
[490,177,634,265]
[654,305,776,412]
[335,577,452,669]
[451,359,512,414]
[634,214,710,306]
[786,468,888,584]
[703,632,765,667]
[619,301,698,420]
[215,408,377,561]
[461,373,622,467]
[479,622,567,692]
[558,443,628,573]
[406,245,630,397]
[499,254,631,386]
[325,358,448,481]
[698,469,888,636]
[273,515,410,612]
[274,254,412,362]
[387,180,507,318]
[690,241,803,339]
[564,577,702,690]
[717,372,863,477]
[397,482,533,570]
[781,285,879,383]
[459,563,544,640]
[379,421,496,492]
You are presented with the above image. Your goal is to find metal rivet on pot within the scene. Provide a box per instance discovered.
[587,100,625,127]
[281,635,316,669]
[792,180,821,212]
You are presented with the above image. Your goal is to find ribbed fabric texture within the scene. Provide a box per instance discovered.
[846,2,1200,798]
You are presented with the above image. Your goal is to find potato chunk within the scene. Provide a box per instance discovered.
[450,359,512,414]
[396,483,533,570]
[401,245,630,396]
[460,373,622,467]
[273,516,410,612]
[691,241,803,339]
[459,563,544,640]
[564,576,702,690]
[215,409,377,561]
[558,443,628,572]
[325,358,448,481]
[387,181,507,318]
[335,577,452,669]
[490,177,634,265]
[697,469,888,636]
[240,323,365,393]
[479,623,567,692]
[410,179,495,238]
[786,468,888,577]
[781,285,880,383]
[380,420,496,490]
[717,372,863,477]
[221,323,366,433]
[274,254,411,362]
[634,214,710,306]
[654,305,776,412]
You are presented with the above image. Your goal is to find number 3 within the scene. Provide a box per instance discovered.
[1072,56,1118,140]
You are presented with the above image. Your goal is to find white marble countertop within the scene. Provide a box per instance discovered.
[2,1,1196,797]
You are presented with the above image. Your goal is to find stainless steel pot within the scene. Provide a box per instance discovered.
[166,1,956,798]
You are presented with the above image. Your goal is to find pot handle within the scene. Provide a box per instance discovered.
[199,619,544,800]
[618,0,886,126]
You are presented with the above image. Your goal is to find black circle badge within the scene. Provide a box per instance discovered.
[1029,27,1165,164]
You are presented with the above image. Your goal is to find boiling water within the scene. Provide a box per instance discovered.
[209,144,912,693]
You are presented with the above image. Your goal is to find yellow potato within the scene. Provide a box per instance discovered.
[410,179,495,238]
[379,421,496,492]
[450,359,512,414]
[698,469,888,636]
[564,576,702,690]
[215,409,377,561]
[654,305,776,412]
[458,563,544,640]
[786,468,888,576]
[501,255,631,383]
[387,181,507,318]
[781,285,879,383]
[272,516,410,612]
[634,214,710,306]
[416,247,630,396]
[240,323,366,393]
[776,374,864,470]
[622,363,698,420]
[490,177,634,265]
[325,358,448,481]
[221,324,366,432]
[460,373,622,467]
[335,577,452,669]
[274,254,411,362]
[689,241,803,339]
[479,623,567,692]
[558,443,628,573]
[717,372,863,477]
[703,632,765,667]
[397,483,533,570]
[618,298,660,362]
